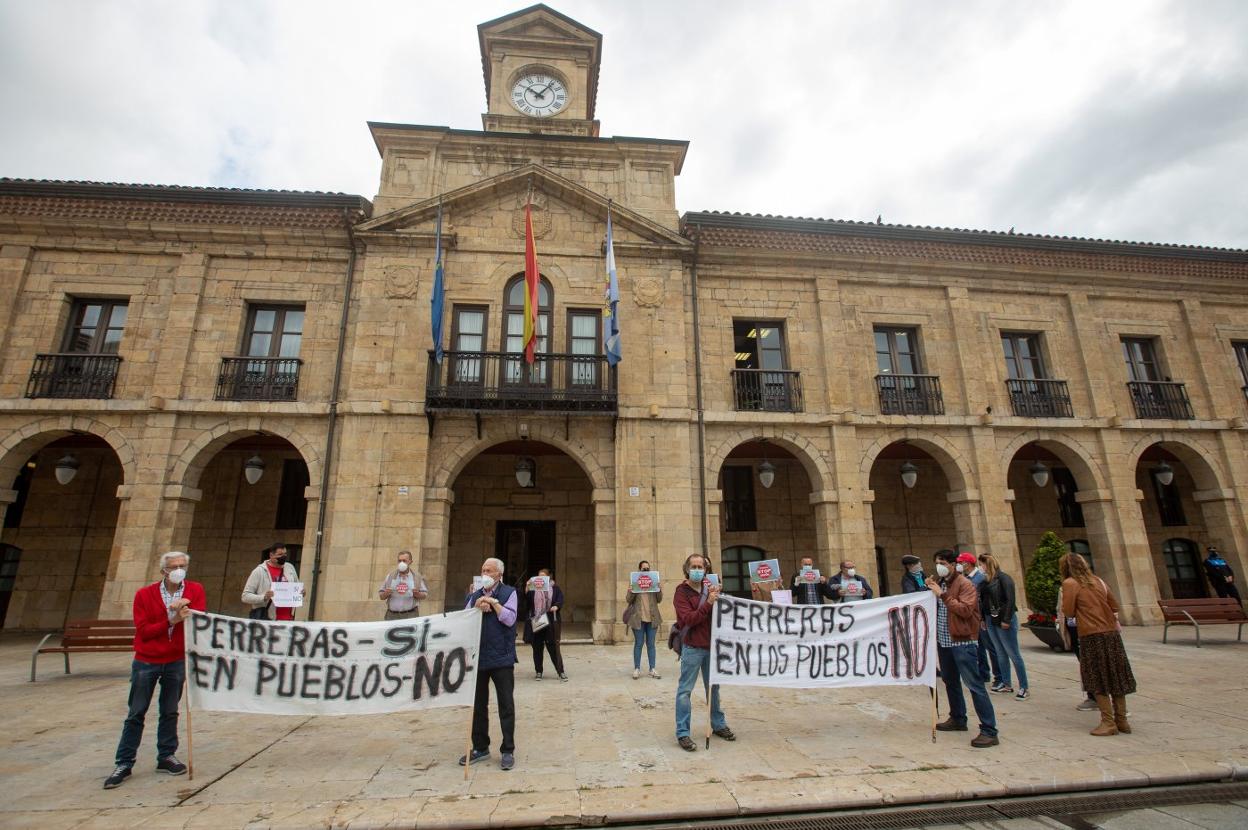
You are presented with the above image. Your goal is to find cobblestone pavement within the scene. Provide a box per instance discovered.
[2,625,1246,828]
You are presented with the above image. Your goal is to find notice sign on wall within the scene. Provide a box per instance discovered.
[709,592,936,689]
[186,609,482,715]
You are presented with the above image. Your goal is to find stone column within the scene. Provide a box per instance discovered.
[97,483,199,618]
[947,489,986,552]
[0,488,16,533]
[299,485,323,620]
[150,251,209,402]
[591,487,618,644]
[420,488,454,615]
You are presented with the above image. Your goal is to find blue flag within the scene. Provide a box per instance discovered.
[431,201,445,363]
[603,207,621,366]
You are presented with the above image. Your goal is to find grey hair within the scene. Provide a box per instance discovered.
[484,556,505,574]
[160,551,190,569]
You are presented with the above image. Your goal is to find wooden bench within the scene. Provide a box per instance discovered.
[1158,598,1247,647]
[30,618,135,681]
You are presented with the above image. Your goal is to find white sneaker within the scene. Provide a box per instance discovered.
[649,669,661,679]
[632,669,641,679]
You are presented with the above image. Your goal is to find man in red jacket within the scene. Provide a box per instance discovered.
[104,551,206,789]
[673,554,735,751]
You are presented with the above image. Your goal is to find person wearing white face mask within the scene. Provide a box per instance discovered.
[461,557,519,771]
[378,550,428,620]
[103,551,206,789]
[828,560,873,603]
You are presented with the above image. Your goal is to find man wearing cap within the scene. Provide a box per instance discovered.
[959,551,1003,689]
[928,549,998,747]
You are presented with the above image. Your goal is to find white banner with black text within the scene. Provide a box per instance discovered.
[709,592,937,689]
[185,609,482,715]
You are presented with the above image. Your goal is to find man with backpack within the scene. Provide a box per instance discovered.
[673,554,735,751]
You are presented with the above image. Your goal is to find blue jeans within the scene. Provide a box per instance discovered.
[986,614,1029,690]
[938,644,998,737]
[978,628,1002,684]
[674,646,727,738]
[632,622,657,670]
[115,658,185,767]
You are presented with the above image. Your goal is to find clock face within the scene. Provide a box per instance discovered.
[510,72,568,118]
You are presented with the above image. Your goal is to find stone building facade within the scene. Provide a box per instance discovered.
[2,5,1246,637]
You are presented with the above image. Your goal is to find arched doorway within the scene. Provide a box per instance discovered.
[715,440,819,593]
[444,440,596,638]
[868,441,965,592]
[1133,442,1237,601]
[186,435,312,616]
[0,434,123,629]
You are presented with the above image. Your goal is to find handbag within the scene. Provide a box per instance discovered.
[530,613,549,633]
[249,604,269,620]
[622,605,634,625]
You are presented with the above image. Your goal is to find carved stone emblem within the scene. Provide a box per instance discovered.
[512,191,552,239]
[633,277,664,308]
[385,266,419,299]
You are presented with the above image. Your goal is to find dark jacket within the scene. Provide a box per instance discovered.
[827,573,873,603]
[468,583,517,670]
[982,572,1018,623]
[790,573,836,604]
[673,581,714,649]
[523,583,564,642]
[900,571,928,594]
[1204,555,1235,585]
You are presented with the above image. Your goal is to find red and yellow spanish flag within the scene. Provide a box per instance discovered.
[523,198,540,364]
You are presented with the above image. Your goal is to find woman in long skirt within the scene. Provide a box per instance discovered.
[1060,553,1136,735]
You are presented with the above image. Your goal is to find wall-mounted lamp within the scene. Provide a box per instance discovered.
[1030,460,1050,488]
[54,454,80,486]
[514,457,536,488]
[243,454,266,485]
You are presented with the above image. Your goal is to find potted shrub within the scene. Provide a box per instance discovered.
[1023,530,1068,651]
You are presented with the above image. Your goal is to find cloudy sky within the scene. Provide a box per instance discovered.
[2,0,1246,248]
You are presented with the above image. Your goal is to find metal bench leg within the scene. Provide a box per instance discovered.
[1163,621,1169,644]
[30,633,57,682]
[64,652,71,674]
[1179,610,1201,647]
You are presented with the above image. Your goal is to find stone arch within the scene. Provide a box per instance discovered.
[859,429,972,493]
[1000,429,1108,492]
[429,420,610,493]
[704,427,830,493]
[0,416,137,486]
[1123,432,1227,492]
[485,259,573,302]
[169,420,323,490]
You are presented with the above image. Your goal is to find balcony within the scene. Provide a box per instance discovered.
[1128,380,1194,420]
[216,357,302,402]
[731,369,803,413]
[1006,378,1074,418]
[26,353,121,399]
[876,373,944,416]
[426,351,617,414]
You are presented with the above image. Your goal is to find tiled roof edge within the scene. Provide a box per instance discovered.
[680,211,1248,263]
[0,178,372,216]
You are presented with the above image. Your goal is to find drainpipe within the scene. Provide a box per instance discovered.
[308,209,362,618]
[688,228,708,558]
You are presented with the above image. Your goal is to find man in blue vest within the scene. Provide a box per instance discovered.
[461,557,519,771]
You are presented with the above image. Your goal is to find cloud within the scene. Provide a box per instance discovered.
[1,0,1245,247]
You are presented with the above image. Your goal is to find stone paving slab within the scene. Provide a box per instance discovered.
[2,626,1247,828]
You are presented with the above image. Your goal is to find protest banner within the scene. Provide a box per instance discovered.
[185,609,482,716]
[748,559,781,584]
[710,592,936,690]
[630,571,661,593]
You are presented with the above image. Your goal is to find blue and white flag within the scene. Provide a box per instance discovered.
[603,205,621,366]
[431,200,445,363]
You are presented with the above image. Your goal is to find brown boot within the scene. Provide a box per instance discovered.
[1112,695,1131,734]
[1090,694,1118,736]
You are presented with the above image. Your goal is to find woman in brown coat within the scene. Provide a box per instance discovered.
[1060,553,1136,735]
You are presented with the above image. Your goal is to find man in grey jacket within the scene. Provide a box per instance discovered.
[242,543,300,620]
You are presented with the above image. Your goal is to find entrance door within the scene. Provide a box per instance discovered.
[1163,538,1206,599]
[495,520,556,591]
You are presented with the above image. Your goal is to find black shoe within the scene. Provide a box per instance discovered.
[712,727,736,741]
[501,752,515,770]
[558,673,569,682]
[677,736,697,752]
[535,672,543,681]
[936,718,968,732]
[103,766,131,789]
[156,756,187,776]
[459,749,490,766]
[971,733,1000,748]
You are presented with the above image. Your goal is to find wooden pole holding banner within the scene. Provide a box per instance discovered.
[705,685,712,749]
[930,684,937,743]
[463,705,473,781]
[183,658,195,780]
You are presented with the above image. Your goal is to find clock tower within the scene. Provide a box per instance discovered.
[478,4,602,137]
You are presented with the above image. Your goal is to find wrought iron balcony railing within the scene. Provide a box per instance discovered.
[731,369,803,413]
[875,373,944,416]
[426,350,617,413]
[216,357,302,402]
[1006,378,1074,418]
[26,353,122,399]
[1128,380,1194,420]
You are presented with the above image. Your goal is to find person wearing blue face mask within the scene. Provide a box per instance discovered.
[672,554,733,751]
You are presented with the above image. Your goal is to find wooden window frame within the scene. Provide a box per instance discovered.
[501,275,554,387]
[873,326,924,375]
[722,465,757,533]
[62,299,129,354]
[1001,332,1048,380]
[732,319,789,371]
[1233,341,1248,388]
[1121,336,1162,382]
[244,305,305,359]
[566,307,602,389]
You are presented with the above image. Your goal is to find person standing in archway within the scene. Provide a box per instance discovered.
[242,543,299,621]
[524,568,566,681]
[462,557,519,771]
[1203,547,1241,605]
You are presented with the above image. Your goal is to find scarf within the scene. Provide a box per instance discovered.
[532,584,552,619]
